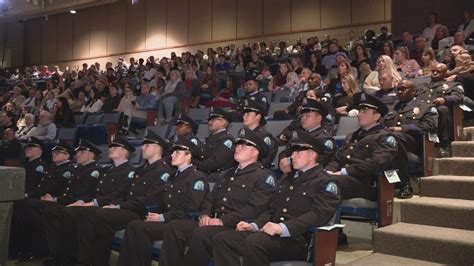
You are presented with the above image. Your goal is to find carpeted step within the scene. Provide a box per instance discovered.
[451,141,474,157]
[420,175,474,200]
[347,253,445,266]
[401,197,474,230]
[432,157,474,176]
[374,223,474,265]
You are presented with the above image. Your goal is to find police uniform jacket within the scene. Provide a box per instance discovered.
[159,165,208,221]
[24,157,48,195]
[374,88,398,112]
[237,91,269,113]
[56,161,103,205]
[91,162,135,206]
[200,162,276,227]
[253,125,278,168]
[306,126,336,167]
[198,129,236,173]
[384,98,438,135]
[27,161,75,199]
[119,159,174,217]
[255,164,340,241]
[418,81,464,107]
[325,124,398,181]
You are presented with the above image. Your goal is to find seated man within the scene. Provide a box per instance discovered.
[212,130,341,266]
[42,137,135,265]
[325,93,398,201]
[29,110,57,142]
[158,128,277,266]
[197,107,236,180]
[417,63,464,155]
[0,128,22,165]
[229,77,269,122]
[117,135,208,266]
[76,131,174,266]
[384,80,438,198]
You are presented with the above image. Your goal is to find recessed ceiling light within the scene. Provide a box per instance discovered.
[70,10,76,14]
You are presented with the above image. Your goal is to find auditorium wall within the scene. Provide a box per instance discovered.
[19,0,392,68]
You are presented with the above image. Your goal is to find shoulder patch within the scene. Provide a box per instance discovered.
[193,180,205,191]
[128,171,135,179]
[160,172,170,182]
[386,136,397,148]
[35,165,44,173]
[191,138,198,145]
[91,170,100,179]
[429,107,438,114]
[224,139,233,149]
[250,96,255,100]
[261,97,267,103]
[325,181,338,195]
[326,114,333,122]
[264,136,272,146]
[265,175,276,187]
[324,139,334,150]
[63,171,71,179]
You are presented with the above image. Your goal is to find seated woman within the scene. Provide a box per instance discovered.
[159,70,185,122]
[395,46,421,78]
[53,96,75,127]
[114,84,136,134]
[183,70,200,112]
[205,78,235,108]
[334,74,360,118]
[191,66,217,108]
[80,89,103,113]
[326,60,353,98]
[418,48,439,77]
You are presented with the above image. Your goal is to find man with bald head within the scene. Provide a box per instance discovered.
[418,63,464,156]
[384,80,438,198]
[30,110,57,142]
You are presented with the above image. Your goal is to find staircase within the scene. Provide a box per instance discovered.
[350,139,474,265]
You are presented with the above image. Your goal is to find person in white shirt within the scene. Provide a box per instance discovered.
[422,12,443,47]
[16,113,37,140]
[458,10,474,38]
[80,89,103,113]
[29,111,57,142]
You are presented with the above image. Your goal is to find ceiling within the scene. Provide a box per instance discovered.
[0,0,119,22]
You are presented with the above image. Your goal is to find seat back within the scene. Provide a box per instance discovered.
[57,127,78,146]
[96,145,112,164]
[188,108,211,122]
[267,102,292,118]
[273,90,291,102]
[196,123,210,141]
[265,120,292,137]
[334,117,359,148]
[228,122,244,138]
[85,113,104,125]
[74,114,85,124]
[147,125,169,139]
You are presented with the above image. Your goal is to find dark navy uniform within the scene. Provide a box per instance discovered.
[24,157,48,196]
[306,126,336,166]
[43,161,135,264]
[254,125,278,168]
[237,90,269,113]
[118,164,208,266]
[198,107,236,174]
[325,93,398,201]
[159,129,277,266]
[76,132,174,266]
[56,161,103,205]
[374,87,399,112]
[9,143,76,258]
[418,80,464,146]
[213,165,341,266]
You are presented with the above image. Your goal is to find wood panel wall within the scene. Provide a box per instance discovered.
[23,0,393,66]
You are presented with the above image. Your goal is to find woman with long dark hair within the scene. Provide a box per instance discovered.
[81,89,103,113]
[53,96,75,127]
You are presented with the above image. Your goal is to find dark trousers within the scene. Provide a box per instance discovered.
[9,199,58,256]
[437,105,453,147]
[117,220,169,266]
[77,208,141,266]
[335,175,377,201]
[213,231,307,266]
[182,226,234,266]
[42,205,98,264]
[158,219,198,266]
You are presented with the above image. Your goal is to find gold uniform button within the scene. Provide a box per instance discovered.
[346,155,351,159]
[167,204,171,208]
[104,174,107,177]
[143,182,146,185]
[111,179,114,182]
[227,188,231,191]
[349,146,354,150]
[130,192,133,195]
[66,187,70,190]
[132,184,135,187]
[97,188,100,191]
[178,190,181,193]
[168,194,172,198]
[303,192,306,195]
[99,181,103,184]
[289,186,293,190]
[354,140,358,143]
[365,145,369,148]
[230,177,234,181]
[397,122,401,125]
[242,185,245,188]
[283,208,288,213]
[63,193,66,196]
[280,217,285,221]
[221,206,225,210]
[170,184,174,188]
[223,197,227,201]
[399,114,403,117]
[286,197,290,201]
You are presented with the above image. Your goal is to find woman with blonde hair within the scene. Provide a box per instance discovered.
[335,74,360,117]
[394,46,421,78]
[376,55,402,86]
[418,48,439,77]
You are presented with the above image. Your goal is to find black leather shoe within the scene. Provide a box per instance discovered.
[398,183,414,199]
